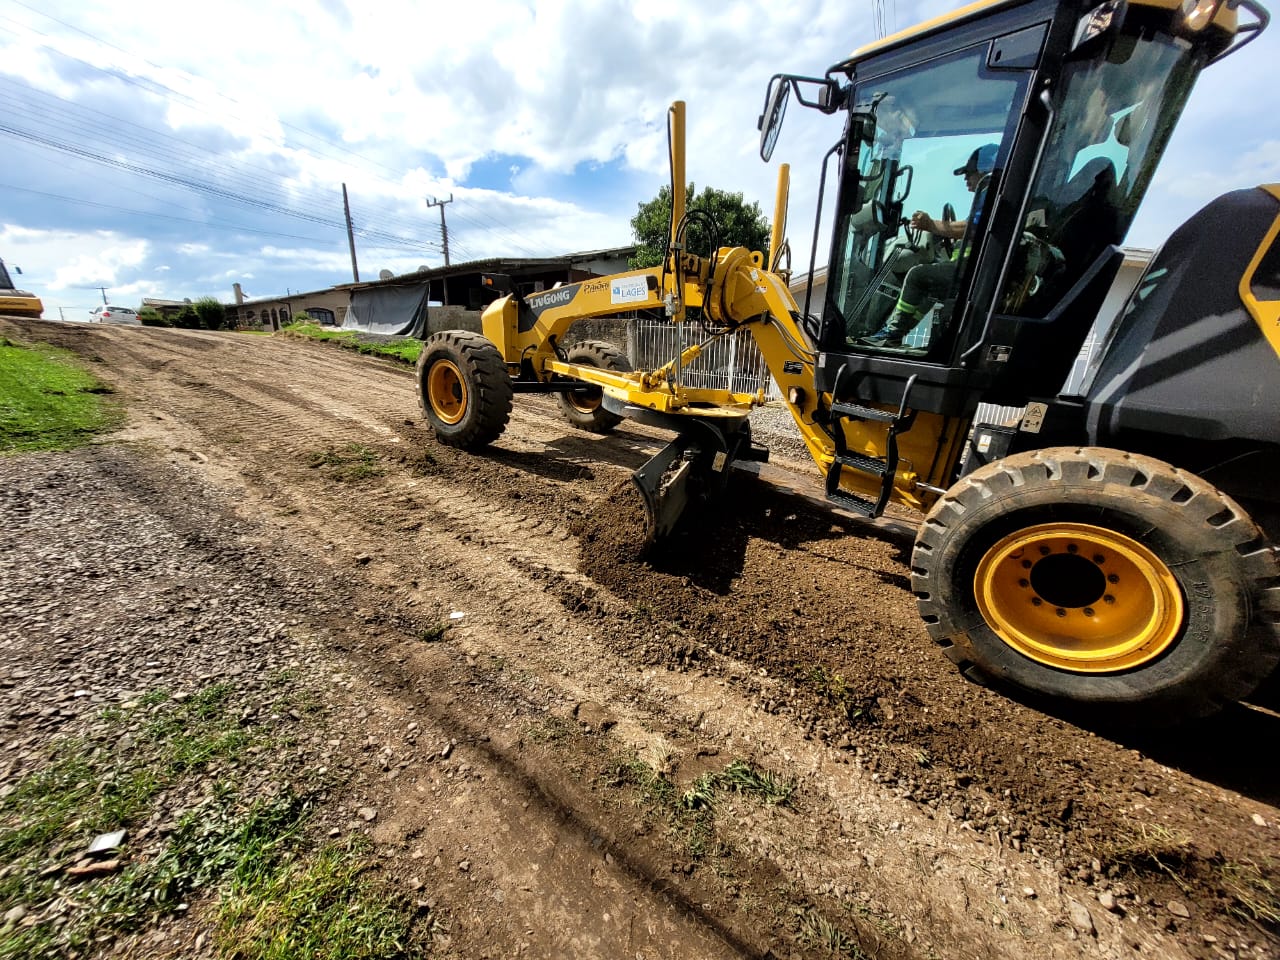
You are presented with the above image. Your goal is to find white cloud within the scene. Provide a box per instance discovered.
[1,0,1276,305]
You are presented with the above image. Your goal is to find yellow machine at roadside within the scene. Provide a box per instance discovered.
[0,258,43,319]
[416,0,1280,723]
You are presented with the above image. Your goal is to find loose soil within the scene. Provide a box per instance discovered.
[3,316,1278,960]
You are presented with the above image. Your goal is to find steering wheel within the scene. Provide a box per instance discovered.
[940,202,957,258]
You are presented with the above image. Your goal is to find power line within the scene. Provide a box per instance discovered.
[0,120,441,255]
[0,79,447,249]
[0,182,338,243]
[3,8,553,258]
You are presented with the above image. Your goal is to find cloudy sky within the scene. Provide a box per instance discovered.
[1,0,1277,318]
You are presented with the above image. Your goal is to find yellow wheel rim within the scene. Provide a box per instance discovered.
[974,522,1184,673]
[426,359,467,425]
[566,384,602,414]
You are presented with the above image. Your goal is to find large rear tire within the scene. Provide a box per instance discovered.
[556,340,632,433]
[416,331,513,449]
[911,447,1280,721]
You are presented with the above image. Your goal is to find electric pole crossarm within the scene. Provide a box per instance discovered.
[426,194,453,267]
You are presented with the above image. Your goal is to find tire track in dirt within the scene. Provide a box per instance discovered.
[7,318,1277,960]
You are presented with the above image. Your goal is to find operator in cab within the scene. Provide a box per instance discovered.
[860,143,997,349]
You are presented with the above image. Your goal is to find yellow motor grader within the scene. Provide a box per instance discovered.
[416,0,1280,722]
[0,259,43,319]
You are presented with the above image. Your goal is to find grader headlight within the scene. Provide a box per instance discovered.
[1181,0,1225,31]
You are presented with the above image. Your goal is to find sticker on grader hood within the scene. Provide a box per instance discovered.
[610,276,649,304]
[526,284,580,317]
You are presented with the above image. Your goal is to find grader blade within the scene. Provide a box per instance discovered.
[631,434,701,544]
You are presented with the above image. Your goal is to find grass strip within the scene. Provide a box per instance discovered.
[1,678,436,959]
[0,336,120,452]
[280,323,422,365]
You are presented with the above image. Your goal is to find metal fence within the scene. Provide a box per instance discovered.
[627,317,783,399]
[626,317,1104,428]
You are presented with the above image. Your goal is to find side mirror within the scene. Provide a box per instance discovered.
[481,273,516,298]
[759,77,791,162]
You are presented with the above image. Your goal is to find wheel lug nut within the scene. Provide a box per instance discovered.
[1018,578,1029,588]
[1107,573,1119,584]
[1055,608,1067,618]
[1039,546,1051,556]
[1103,594,1115,604]
[1093,554,1105,564]
[1021,560,1032,569]
[1083,607,1095,616]
[1067,544,1078,554]
[1031,598,1043,607]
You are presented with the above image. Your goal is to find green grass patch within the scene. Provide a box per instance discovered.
[0,336,121,452]
[218,836,437,959]
[601,755,794,864]
[280,322,422,365]
[306,443,384,482]
[0,673,433,959]
[419,622,447,643]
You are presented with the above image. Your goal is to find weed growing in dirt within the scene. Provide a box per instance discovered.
[524,715,575,745]
[602,754,795,865]
[0,337,121,452]
[717,759,797,807]
[808,665,874,723]
[1102,822,1194,888]
[306,443,385,482]
[1221,858,1279,928]
[419,621,448,643]
[797,907,870,959]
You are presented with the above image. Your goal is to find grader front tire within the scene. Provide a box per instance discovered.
[416,331,513,449]
[556,340,632,433]
[911,447,1280,722]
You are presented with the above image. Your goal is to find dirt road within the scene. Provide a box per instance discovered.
[5,317,1277,960]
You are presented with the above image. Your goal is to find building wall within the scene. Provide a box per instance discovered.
[231,290,351,330]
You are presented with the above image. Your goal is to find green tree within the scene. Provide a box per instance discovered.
[629,183,771,269]
[193,296,229,330]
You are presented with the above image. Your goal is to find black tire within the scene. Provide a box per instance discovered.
[556,340,632,433]
[415,330,513,449]
[912,447,1280,722]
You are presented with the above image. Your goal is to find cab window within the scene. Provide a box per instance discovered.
[823,43,1028,357]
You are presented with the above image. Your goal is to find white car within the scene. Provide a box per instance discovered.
[90,305,140,325]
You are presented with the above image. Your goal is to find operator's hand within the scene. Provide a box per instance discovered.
[910,210,937,235]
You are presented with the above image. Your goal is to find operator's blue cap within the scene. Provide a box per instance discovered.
[955,143,999,175]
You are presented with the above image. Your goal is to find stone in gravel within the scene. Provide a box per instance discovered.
[458,859,470,872]
[358,806,378,822]
[88,830,127,855]
[1021,887,1036,899]
[3,906,26,926]
[1251,813,1267,827]
[1066,899,1095,937]
[1098,891,1118,913]
[1167,899,1190,919]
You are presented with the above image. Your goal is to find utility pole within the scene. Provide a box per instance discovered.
[426,194,453,266]
[342,183,360,283]
[97,286,108,304]
[426,194,453,306]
